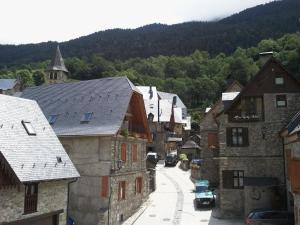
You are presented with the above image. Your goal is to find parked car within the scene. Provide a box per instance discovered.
[146,152,159,163]
[194,180,215,208]
[165,154,178,166]
[245,209,294,225]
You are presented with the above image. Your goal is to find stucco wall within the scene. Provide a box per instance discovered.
[0,180,68,225]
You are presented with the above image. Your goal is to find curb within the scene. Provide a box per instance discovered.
[122,198,152,225]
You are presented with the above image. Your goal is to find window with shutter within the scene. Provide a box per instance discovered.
[291,160,300,193]
[222,170,234,189]
[132,144,138,162]
[101,176,109,198]
[121,143,126,162]
[135,177,142,194]
[208,133,219,149]
[286,149,292,180]
[118,181,126,200]
[24,183,38,214]
[226,127,249,147]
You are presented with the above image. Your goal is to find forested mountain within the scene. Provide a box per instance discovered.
[0,0,299,66]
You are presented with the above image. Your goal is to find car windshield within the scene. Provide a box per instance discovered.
[196,186,208,192]
[166,156,174,160]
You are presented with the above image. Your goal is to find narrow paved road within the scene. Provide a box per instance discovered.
[125,161,243,225]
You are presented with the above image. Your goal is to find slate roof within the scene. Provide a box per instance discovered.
[137,86,159,122]
[0,79,17,90]
[285,111,300,135]
[182,140,201,149]
[21,77,138,136]
[158,91,187,118]
[0,95,79,183]
[47,45,68,73]
[158,99,172,122]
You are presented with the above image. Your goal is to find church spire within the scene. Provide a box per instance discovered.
[45,45,68,84]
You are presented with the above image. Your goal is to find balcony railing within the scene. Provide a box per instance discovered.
[228,111,263,122]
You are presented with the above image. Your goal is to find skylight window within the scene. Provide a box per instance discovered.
[22,121,36,136]
[81,112,93,123]
[48,115,58,125]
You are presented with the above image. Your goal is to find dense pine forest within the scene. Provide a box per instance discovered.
[0,0,299,66]
[1,33,300,112]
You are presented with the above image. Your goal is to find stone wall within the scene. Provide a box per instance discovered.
[61,135,149,225]
[0,180,68,224]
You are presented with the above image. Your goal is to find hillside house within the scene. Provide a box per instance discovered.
[0,79,21,95]
[281,111,300,225]
[199,81,243,187]
[216,57,300,218]
[0,95,79,225]
[22,77,151,225]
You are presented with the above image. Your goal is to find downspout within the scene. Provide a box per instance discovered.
[282,137,287,210]
[67,178,78,225]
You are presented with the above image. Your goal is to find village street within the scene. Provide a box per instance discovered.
[124,161,244,225]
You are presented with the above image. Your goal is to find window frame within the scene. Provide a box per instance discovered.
[135,177,142,194]
[80,112,93,123]
[22,120,36,136]
[121,143,127,162]
[222,170,244,189]
[275,76,284,85]
[118,181,126,200]
[132,144,138,162]
[226,127,249,147]
[101,176,109,198]
[276,95,287,108]
[24,183,38,214]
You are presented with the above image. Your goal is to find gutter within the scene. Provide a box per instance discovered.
[67,178,78,224]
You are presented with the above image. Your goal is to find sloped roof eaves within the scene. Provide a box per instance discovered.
[21,77,133,136]
[224,58,300,114]
[182,140,201,149]
[0,95,79,183]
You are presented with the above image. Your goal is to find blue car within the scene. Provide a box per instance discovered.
[194,180,215,207]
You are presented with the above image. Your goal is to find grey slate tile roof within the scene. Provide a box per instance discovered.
[157,91,187,118]
[0,95,79,182]
[286,111,300,135]
[0,79,17,90]
[47,45,68,73]
[21,77,136,136]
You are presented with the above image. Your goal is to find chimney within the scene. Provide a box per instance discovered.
[259,51,274,65]
[149,86,153,99]
[172,96,177,106]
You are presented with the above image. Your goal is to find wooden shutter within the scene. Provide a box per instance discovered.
[101,176,109,198]
[226,128,232,147]
[291,160,300,193]
[208,133,219,148]
[242,128,249,146]
[135,177,142,194]
[132,144,137,162]
[286,149,292,180]
[222,170,234,189]
[121,143,126,162]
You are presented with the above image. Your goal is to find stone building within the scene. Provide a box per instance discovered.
[22,77,151,225]
[216,57,300,218]
[137,87,190,158]
[0,78,21,95]
[199,81,242,187]
[45,46,69,84]
[0,95,79,225]
[281,111,300,225]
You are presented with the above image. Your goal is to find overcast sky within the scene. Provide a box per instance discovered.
[0,0,273,44]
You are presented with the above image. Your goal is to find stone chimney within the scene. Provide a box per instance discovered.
[172,96,177,106]
[259,51,274,65]
[149,86,153,99]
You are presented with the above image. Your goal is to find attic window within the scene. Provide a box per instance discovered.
[81,112,93,123]
[275,77,284,85]
[56,156,62,163]
[22,121,36,136]
[48,115,58,125]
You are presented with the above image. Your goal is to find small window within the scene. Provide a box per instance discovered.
[48,115,58,125]
[54,73,57,80]
[226,127,249,147]
[222,170,244,189]
[121,143,126,162]
[132,144,138,162]
[24,183,38,214]
[135,177,142,194]
[81,112,93,123]
[118,181,126,200]
[22,121,36,136]
[275,77,284,85]
[276,95,287,108]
